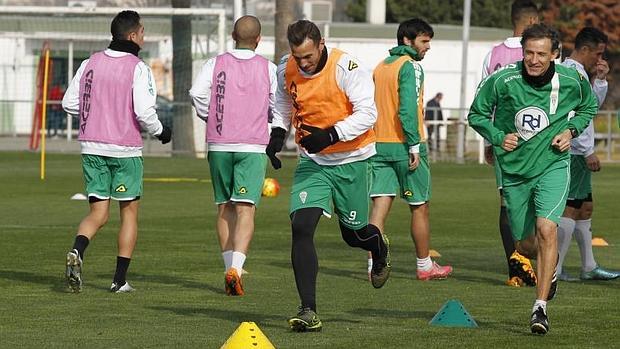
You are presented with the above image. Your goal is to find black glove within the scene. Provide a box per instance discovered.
[157,125,172,144]
[299,124,339,154]
[266,127,286,169]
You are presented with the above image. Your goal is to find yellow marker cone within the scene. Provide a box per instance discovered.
[429,249,442,258]
[220,322,275,349]
[592,237,609,247]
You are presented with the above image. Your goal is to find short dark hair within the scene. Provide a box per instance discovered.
[521,23,560,52]
[574,27,608,50]
[111,10,141,41]
[397,18,434,46]
[511,0,539,26]
[287,20,321,47]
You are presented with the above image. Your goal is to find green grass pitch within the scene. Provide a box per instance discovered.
[0,152,618,348]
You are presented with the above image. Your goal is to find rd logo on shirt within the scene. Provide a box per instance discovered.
[514,106,549,141]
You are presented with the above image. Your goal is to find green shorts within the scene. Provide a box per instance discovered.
[369,155,431,204]
[502,159,570,241]
[82,154,143,201]
[567,155,591,200]
[290,157,370,229]
[208,151,267,205]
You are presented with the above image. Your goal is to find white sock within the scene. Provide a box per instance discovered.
[574,219,597,272]
[533,299,547,314]
[231,251,247,274]
[367,257,373,273]
[222,250,233,272]
[417,256,433,271]
[557,217,576,275]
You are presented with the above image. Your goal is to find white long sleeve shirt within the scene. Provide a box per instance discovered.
[63,49,163,157]
[562,58,608,156]
[189,49,278,153]
[272,48,377,165]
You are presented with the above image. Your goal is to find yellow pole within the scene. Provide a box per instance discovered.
[40,48,50,180]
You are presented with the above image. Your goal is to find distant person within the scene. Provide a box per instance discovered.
[469,24,598,334]
[556,27,619,281]
[268,19,389,332]
[424,92,443,149]
[189,15,277,296]
[62,10,171,293]
[47,84,64,138]
[370,19,452,281]
[480,0,540,288]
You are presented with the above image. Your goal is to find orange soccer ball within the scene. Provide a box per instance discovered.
[262,178,280,197]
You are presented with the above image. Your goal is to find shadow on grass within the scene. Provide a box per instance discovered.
[103,272,224,295]
[348,307,436,321]
[148,305,284,329]
[0,269,72,293]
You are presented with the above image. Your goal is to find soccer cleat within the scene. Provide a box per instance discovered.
[530,306,549,335]
[110,281,135,293]
[505,276,524,287]
[547,272,558,301]
[580,266,620,281]
[370,234,391,288]
[288,307,322,332]
[508,251,537,286]
[225,268,244,296]
[66,249,82,293]
[417,261,453,281]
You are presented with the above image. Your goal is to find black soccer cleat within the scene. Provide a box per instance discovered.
[530,306,549,335]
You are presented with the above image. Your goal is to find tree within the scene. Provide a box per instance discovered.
[542,0,620,109]
[171,0,195,156]
[275,0,295,64]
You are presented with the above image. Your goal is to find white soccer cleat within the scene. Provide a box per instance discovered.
[110,281,135,293]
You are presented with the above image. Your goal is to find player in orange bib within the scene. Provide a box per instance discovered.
[369,18,452,281]
[267,20,390,332]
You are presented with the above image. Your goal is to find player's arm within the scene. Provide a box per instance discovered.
[591,59,609,107]
[332,55,377,141]
[271,55,293,132]
[267,61,278,123]
[397,60,422,153]
[188,58,216,122]
[61,59,88,115]
[266,56,292,169]
[481,50,492,80]
[133,62,170,143]
[567,73,598,136]
[467,76,505,146]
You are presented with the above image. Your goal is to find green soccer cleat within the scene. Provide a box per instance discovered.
[288,307,322,332]
[370,234,391,289]
[580,266,620,281]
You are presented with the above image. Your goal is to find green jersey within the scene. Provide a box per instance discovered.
[468,61,597,178]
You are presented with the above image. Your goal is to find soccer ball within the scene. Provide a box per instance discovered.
[262,178,280,197]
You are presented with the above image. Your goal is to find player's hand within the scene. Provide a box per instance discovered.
[552,129,572,152]
[585,153,601,172]
[595,59,609,80]
[408,152,420,171]
[501,133,519,152]
[484,146,495,165]
[266,127,286,169]
[157,125,172,144]
[299,124,339,154]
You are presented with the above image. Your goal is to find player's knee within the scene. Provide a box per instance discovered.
[291,216,314,240]
[339,223,358,247]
